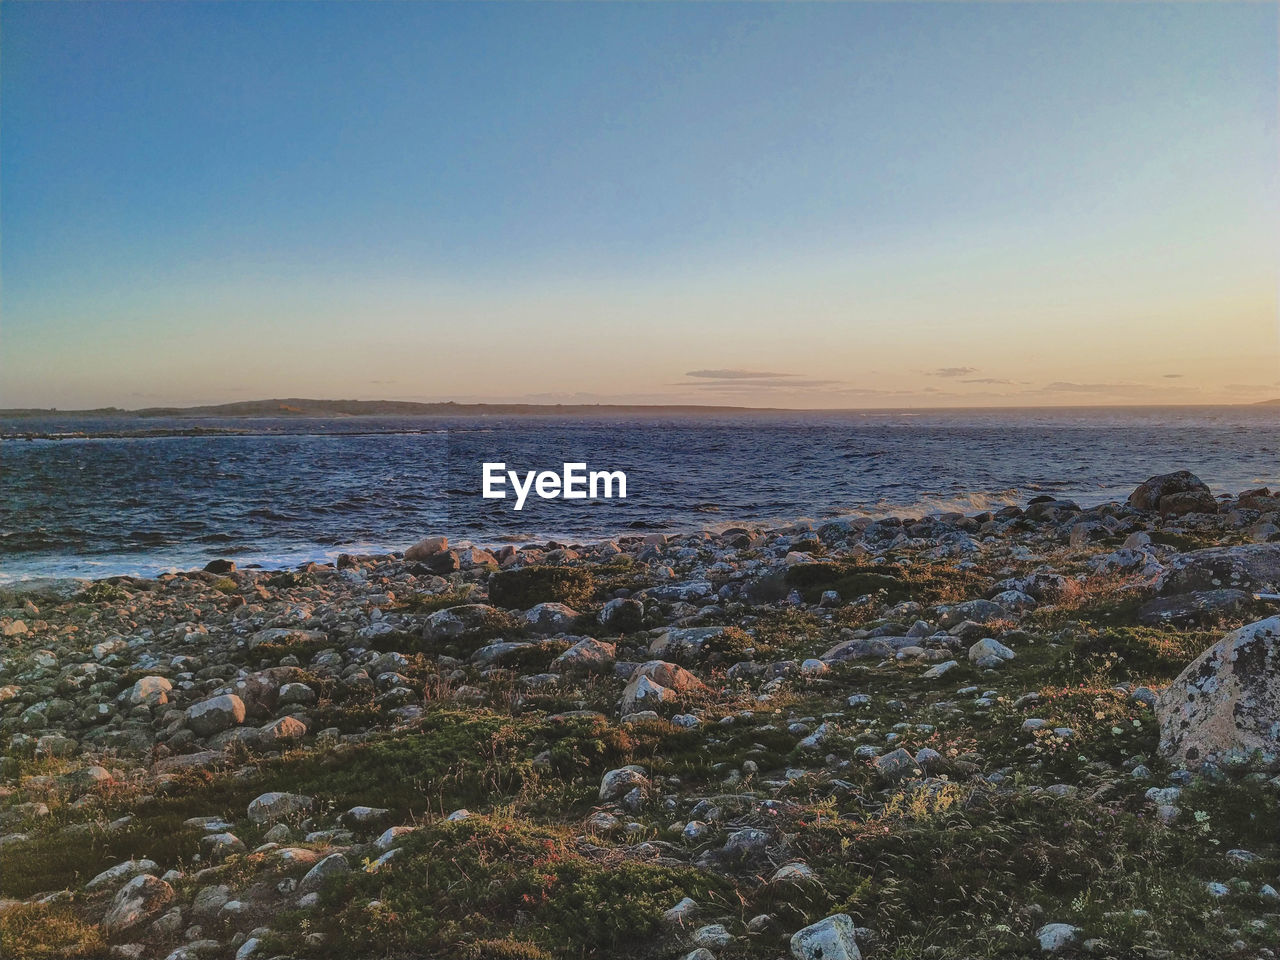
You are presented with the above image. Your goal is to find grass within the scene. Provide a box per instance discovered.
[488,566,597,610]
[0,903,106,959]
[270,816,736,959]
[784,559,985,607]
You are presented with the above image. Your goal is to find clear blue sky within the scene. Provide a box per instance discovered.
[3,2,1277,408]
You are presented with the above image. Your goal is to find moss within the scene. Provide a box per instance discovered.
[488,566,597,610]
[265,569,317,589]
[0,816,204,899]
[1053,626,1216,684]
[394,588,476,614]
[0,903,105,959]
[274,817,733,958]
[784,559,982,607]
[795,789,1277,958]
[76,581,129,604]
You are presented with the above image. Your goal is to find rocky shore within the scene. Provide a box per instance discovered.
[2,470,1279,960]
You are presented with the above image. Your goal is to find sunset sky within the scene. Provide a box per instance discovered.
[3,2,1278,409]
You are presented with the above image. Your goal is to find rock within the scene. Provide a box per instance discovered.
[103,874,174,933]
[621,660,705,713]
[247,791,313,824]
[523,602,579,633]
[598,597,644,632]
[185,695,246,737]
[375,826,417,851]
[622,675,671,714]
[663,897,699,926]
[341,806,392,829]
[873,748,920,781]
[404,536,448,560]
[258,716,307,745]
[1129,471,1212,511]
[199,832,245,860]
[1137,590,1253,627]
[298,852,350,893]
[921,660,959,679]
[968,638,1015,670]
[550,637,616,673]
[192,884,231,917]
[773,862,817,883]
[423,604,506,640]
[649,627,726,660]
[203,559,237,574]
[1157,616,1280,768]
[1035,923,1082,953]
[1158,544,1280,596]
[790,913,861,960]
[1158,489,1219,516]
[939,599,1007,628]
[129,676,173,706]
[693,923,732,949]
[600,764,648,801]
[278,682,317,705]
[86,859,160,891]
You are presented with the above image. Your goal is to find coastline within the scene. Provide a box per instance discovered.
[3,471,1280,957]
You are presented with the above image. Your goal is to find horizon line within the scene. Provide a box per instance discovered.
[3,396,1277,418]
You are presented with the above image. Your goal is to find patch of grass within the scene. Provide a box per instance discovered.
[77,581,128,604]
[0,903,105,959]
[273,816,734,958]
[394,588,476,614]
[265,570,317,589]
[796,789,1274,958]
[488,567,597,610]
[1053,626,1215,685]
[0,816,204,899]
[784,559,983,607]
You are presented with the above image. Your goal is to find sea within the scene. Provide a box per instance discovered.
[1,406,1276,582]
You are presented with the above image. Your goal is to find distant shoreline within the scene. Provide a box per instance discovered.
[2,397,1278,420]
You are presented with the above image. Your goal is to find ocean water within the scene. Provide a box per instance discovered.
[1,406,1276,581]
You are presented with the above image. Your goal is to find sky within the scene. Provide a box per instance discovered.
[2,1,1278,410]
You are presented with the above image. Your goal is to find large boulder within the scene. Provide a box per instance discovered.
[1128,470,1214,513]
[1157,617,1280,769]
[422,604,508,640]
[620,660,705,715]
[102,874,174,933]
[790,913,861,960]
[1157,544,1280,596]
[523,602,579,634]
[404,536,448,560]
[128,676,172,706]
[550,637,616,674]
[185,694,246,737]
[247,791,313,824]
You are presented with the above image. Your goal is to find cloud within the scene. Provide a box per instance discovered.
[1041,381,1142,393]
[1035,380,1195,399]
[685,369,795,380]
[681,378,843,390]
[1163,373,1184,379]
[961,377,1015,385]
[930,366,979,378]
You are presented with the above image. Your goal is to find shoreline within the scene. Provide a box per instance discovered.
[0,483,1256,587]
